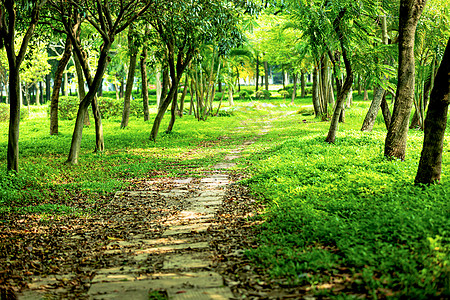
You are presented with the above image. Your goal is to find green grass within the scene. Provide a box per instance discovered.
[0,98,278,215]
[1,90,449,298]
[241,97,450,298]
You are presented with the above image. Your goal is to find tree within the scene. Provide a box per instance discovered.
[49,0,150,164]
[147,0,243,141]
[120,24,138,129]
[20,41,51,110]
[0,0,47,172]
[49,36,72,135]
[414,36,450,184]
[384,0,427,160]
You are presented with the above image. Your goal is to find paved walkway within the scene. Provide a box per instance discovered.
[18,120,272,300]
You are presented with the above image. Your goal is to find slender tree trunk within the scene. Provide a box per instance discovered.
[291,73,297,104]
[361,87,387,131]
[361,15,389,132]
[35,82,40,105]
[357,74,362,96]
[312,66,322,117]
[264,61,269,91]
[410,58,436,129]
[178,75,188,117]
[325,10,354,144]
[150,44,192,141]
[166,87,178,133]
[50,36,72,135]
[121,27,138,128]
[300,71,306,97]
[141,47,149,121]
[45,74,51,103]
[255,55,259,92]
[381,93,392,129]
[64,71,69,96]
[73,52,90,126]
[414,37,450,184]
[385,0,427,160]
[66,35,111,163]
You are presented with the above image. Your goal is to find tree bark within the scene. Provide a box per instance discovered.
[255,55,259,92]
[50,36,72,135]
[300,71,306,97]
[3,0,42,171]
[121,26,138,129]
[73,51,90,126]
[410,58,436,129]
[291,73,297,104]
[361,15,389,132]
[178,75,188,117]
[264,61,269,90]
[312,66,322,117]
[325,10,354,144]
[380,93,392,129]
[140,47,150,121]
[414,37,450,184]
[385,0,427,160]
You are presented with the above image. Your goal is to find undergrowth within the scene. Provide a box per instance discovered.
[242,99,450,298]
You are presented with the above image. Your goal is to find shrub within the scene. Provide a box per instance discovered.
[278,89,290,99]
[0,103,29,122]
[49,96,79,120]
[255,90,271,100]
[238,90,250,100]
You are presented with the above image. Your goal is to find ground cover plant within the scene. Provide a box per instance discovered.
[241,94,450,298]
[0,91,449,298]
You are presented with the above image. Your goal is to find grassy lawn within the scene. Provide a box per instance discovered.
[240,93,450,298]
[0,90,449,298]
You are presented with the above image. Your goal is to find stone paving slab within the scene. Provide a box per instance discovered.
[224,155,239,161]
[88,272,224,299]
[135,241,209,254]
[162,252,211,270]
[114,191,158,197]
[162,223,212,236]
[213,163,236,169]
[169,287,234,300]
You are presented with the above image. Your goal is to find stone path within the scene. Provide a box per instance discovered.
[18,120,273,300]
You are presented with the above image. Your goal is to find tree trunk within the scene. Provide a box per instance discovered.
[64,71,69,96]
[325,10,354,144]
[361,15,389,132]
[140,47,150,121]
[35,82,40,105]
[385,0,427,160]
[120,30,137,129]
[166,87,178,133]
[150,43,192,141]
[291,73,297,104]
[264,61,269,90]
[361,87,387,131]
[121,27,138,129]
[73,52,90,126]
[178,76,188,117]
[312,66,322,117]
[45,74,51,103]
[300,71,306,97]
[414,37,449,184]
[66,32,111,163]
[410,58,435,129]
[380,93,392,130]
[255,55,259,92]
[50,37,72,135]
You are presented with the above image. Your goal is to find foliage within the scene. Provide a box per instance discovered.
[238,90,251,100]
[242,100,450,298]
[255,89,271,100]
[0,103,28,122]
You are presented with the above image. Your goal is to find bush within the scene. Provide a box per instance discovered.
[278,89,290,99]
[255,90,271,100]
[97,96,122,119]
[49,96,79,120]
[238,90,250,100]
[0,103,29,122]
